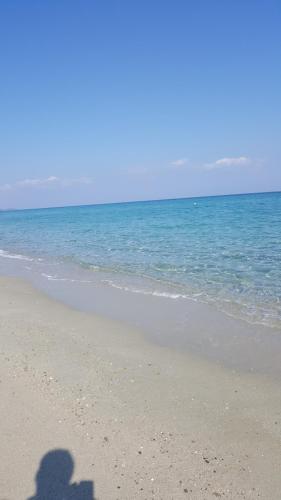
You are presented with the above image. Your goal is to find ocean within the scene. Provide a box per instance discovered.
[1,191,281,330]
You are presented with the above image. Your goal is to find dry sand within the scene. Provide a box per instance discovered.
[0,276,280,499]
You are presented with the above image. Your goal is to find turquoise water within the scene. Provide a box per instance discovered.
[1,192,281,328]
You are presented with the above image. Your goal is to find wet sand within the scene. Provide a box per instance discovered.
[0,276,281,499]
[1,254,281,380]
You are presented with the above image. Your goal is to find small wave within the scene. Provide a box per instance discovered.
[102,279,188,300]
[103,279,281,328]
[41,273,92,284]
[0,249,33,262]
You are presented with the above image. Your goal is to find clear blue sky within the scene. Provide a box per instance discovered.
[0,0,280,208]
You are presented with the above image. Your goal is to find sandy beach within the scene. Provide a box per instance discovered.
[1,0,280,497]
[0,276,280,499]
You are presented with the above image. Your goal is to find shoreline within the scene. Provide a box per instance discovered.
[1,254,281,380]
[0,275,281,499]
[1,192,281,334]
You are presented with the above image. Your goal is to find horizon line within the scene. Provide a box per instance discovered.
[1,189,281,213]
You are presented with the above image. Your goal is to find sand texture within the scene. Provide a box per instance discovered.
[0,277,280,499]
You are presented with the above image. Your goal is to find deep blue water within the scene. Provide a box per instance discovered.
[1,192,281,328]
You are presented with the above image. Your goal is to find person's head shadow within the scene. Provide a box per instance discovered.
[28,449,94,500]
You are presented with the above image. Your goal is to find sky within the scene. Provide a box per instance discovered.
[0,0,280,209]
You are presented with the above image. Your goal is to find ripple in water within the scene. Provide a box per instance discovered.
[0,192,281,328]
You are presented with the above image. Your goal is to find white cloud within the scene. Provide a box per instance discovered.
[205,156,251,170]
[171,158,188,167]
[17,176,59,187]
[0,176,94,191]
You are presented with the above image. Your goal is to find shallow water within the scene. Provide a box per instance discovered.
[1,192,281,329]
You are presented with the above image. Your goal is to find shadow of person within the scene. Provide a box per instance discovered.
[28,449,94,500]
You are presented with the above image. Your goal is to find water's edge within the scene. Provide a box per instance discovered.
[1,192,281,329]
[1,252,281,380]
